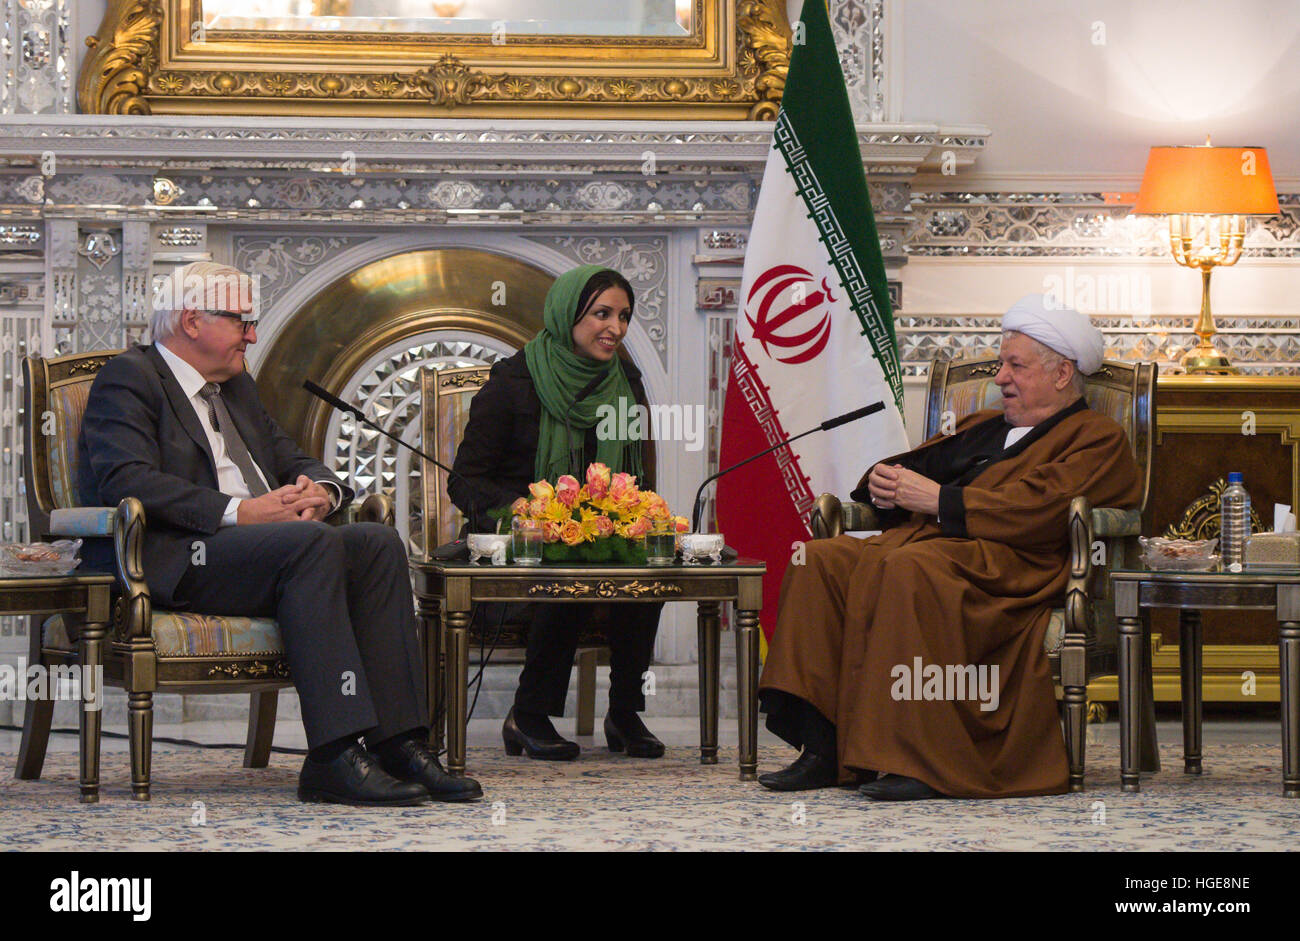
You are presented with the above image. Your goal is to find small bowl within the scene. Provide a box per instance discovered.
[467,533,509,566]
[680,533,724,565]
[0,539,83,577]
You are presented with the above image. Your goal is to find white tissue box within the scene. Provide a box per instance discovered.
[1243,532,1300,570]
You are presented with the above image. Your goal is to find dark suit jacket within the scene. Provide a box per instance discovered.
[448,349,654,534]
[76,344,353,606]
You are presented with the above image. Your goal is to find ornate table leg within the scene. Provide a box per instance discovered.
[1278,585,1300,798]
[1115,580,1142,793]
[697,601,721,765]
[1179,609,1203,774]
[445,606,470,777]
[735,575,763,781]
[78,600,108,804]
[416,594,444,753]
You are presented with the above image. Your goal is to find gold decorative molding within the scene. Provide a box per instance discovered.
[78,0,163,115]
[207,660,291,680]
[528,580,685,599]
[439,373,490,390]
[78,1,792,118]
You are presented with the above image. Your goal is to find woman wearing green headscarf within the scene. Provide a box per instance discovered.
[449,266,664,761]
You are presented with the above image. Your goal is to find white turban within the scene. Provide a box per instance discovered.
[1001,294,1105,375]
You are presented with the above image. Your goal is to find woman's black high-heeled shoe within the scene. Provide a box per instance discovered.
[502,707,580,761]
[604,711,665,759]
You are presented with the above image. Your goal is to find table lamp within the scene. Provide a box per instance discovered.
[1133,140,1279,374]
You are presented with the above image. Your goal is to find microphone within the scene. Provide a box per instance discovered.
[690,401,887,533]
[303,379,483,550]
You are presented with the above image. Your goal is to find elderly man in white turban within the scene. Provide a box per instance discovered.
[756,295,1142,800]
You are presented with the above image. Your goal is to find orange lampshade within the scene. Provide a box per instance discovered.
[1133,146,1279,215]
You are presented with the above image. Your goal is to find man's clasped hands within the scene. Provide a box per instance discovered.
[235,475,336,525]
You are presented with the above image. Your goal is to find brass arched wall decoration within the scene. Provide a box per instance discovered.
[254,247,552,457]
[79,0,792,118]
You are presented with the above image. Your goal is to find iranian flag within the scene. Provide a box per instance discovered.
[716,0,909,644]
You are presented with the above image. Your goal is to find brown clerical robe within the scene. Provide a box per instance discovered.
[759,397,1142,797]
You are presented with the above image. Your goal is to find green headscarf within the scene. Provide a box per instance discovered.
[524,265,645,485]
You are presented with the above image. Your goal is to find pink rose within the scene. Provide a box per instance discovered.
[529,480,555,502]
[625,516,652,538]
[609,472,637,504]
[586,462,611,500]
[592,516,615,538]
[542,521,561,543]
[528,498,548,519]
[555,475,581,508]
[510,497,529,517]
[559,519,584,546]
[673,516,689,533]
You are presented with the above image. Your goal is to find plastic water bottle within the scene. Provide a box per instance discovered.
[1220,472,1250,572]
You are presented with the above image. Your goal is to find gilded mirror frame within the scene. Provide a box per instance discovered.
[80,0,792,118]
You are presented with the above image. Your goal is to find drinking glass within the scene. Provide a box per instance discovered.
[646,520,677,566]
[511,517,543,565]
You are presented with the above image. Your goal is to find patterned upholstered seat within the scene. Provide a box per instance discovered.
[810,355,1160,791]
[43,612,284,658]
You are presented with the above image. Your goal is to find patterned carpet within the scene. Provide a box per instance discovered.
[4,741,1299,851]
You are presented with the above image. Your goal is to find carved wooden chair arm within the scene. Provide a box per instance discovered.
[809,492,880,539]
[112,497,152,643]
[339,491,396,527]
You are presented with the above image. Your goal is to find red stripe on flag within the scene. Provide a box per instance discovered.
[716,339,815,642]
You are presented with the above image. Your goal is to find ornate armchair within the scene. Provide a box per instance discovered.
[808,356,1161,790]
[420,365,603,735]
[16,349,395,800]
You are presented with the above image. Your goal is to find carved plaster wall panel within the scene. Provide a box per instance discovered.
[907,192,1300,258]
[895,314,1300,377]
[233,234,373,315]
[76,227,126,351]
[0,0,73,115]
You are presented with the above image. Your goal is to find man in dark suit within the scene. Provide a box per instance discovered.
[78,261,482,806]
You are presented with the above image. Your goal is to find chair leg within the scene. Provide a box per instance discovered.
[1063,682,1087,792]
[15,621,52,780]
[128,691,154,801]
[15,696,54,781]
[244,691,278,769]
[575,649,597,737]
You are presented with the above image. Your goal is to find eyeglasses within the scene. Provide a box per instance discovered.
[204,311,259,335]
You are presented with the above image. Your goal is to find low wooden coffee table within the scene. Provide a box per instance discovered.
[1112,568,1300,797]
[410,557,766,780]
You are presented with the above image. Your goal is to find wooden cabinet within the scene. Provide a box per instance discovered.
[1090,375,1300,705]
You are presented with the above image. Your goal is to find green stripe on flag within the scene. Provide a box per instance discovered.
[777,0,904,413]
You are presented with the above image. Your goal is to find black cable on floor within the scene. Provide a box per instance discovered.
[0,723,308,755]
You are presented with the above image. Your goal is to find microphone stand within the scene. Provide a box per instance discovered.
[303,380,485,543]
[691,401,886,532]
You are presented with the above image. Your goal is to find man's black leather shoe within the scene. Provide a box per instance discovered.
[757,751,839,791]
[298,744,430,806]
[604,712,665,758]
[858,774,945,801]
[502,707,580,761]
[377,738,483,802]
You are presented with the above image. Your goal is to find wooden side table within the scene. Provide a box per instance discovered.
[7,572,115,802]
[1112,569,1300,798]
[410,557,766,780]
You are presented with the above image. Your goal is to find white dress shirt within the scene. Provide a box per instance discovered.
[154,342,338,526]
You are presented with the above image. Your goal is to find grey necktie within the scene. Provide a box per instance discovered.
[199,382,269,497]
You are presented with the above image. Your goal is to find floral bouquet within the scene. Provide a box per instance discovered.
[492,462,689,564]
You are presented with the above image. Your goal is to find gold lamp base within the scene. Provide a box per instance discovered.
[1180,339,1238,375]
